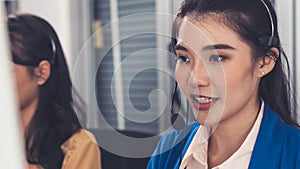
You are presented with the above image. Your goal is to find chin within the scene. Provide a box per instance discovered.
[196,115,223,127]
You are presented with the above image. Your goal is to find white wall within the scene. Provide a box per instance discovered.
[296,0,300,120]
[0,2,26,168]
[19,0,74,70]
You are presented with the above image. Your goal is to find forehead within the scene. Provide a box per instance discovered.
[176,16,249,53]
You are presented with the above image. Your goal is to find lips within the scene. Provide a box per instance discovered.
[191,95,217,110]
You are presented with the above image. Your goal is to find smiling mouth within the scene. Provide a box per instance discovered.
[193,95,216,103]
[191,95,218,110]
[194,96,213,103]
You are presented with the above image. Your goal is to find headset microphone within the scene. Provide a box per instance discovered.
[170,81,186,130]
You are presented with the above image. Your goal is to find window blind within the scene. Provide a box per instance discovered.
[94,0,160,134]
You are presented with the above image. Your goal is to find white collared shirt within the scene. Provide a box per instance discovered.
[179,102,264,169]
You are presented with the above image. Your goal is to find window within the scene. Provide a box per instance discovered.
[92,0,174,134]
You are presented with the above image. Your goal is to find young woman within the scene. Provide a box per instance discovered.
[8,14,101,169]
[147,0,300,168]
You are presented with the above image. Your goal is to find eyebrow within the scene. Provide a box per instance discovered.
[202,44,235,51]
[174,44,188,51]
[175,44,235,52]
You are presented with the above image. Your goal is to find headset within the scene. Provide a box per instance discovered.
[10,15,57,67]
[49,38,57,65]
[12,37,56,67]
[258,0,279,47]
[170,81,188,130]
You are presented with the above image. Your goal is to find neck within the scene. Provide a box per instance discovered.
[207,98,261,167]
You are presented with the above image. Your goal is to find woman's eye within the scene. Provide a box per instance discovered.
[209,55,226,62]
[177,56,190,63]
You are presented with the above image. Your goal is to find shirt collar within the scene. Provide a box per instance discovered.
[180,101,265,169]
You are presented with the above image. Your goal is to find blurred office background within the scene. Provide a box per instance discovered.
[2,0,300,168]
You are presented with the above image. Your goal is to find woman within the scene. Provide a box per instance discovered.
[8,14,101,169]
[147,0,300,168]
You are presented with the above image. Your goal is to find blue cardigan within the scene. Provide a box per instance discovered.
[147,105,300,169]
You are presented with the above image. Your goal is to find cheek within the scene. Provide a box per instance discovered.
[13,67,38,109]
[175,64,190,86]
[227,65,253,84]
[224,64,257,98]
[175,64,190,96]
[13,69,25,97]
[15,72,29,105]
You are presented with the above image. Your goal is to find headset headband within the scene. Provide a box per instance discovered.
[12,37,56,67]
[259,0,279,46]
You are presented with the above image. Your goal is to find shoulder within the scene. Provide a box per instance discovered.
[265,105,300,139]
[147,122,199,169]
[61,129,101,169]
[263,104,300,136]
[277,115,300,149]
[61,129,98,152]
[280,119,300,137]
[274,113,300,165]
[154,122,199,155]
[264,105,300,156]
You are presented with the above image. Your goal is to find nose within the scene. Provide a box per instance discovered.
[188,59,210,88]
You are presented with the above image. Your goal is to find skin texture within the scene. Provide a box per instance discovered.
[13,64,39,130]
[174,16,276,167]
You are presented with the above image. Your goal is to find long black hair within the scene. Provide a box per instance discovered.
[8,14,82,169]
[172,0,299,127]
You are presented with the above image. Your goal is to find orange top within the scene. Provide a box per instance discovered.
[60,129,101,169]
[28,129,101,169]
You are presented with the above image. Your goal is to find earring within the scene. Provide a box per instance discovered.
[38,79,43,83]
[261,72,265,75]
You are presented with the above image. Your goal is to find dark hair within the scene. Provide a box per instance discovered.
[8,14,82,168]
[172,0,299,127]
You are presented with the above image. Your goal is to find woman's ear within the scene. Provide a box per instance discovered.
[256,47,279,78]
[34,60,51,85]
